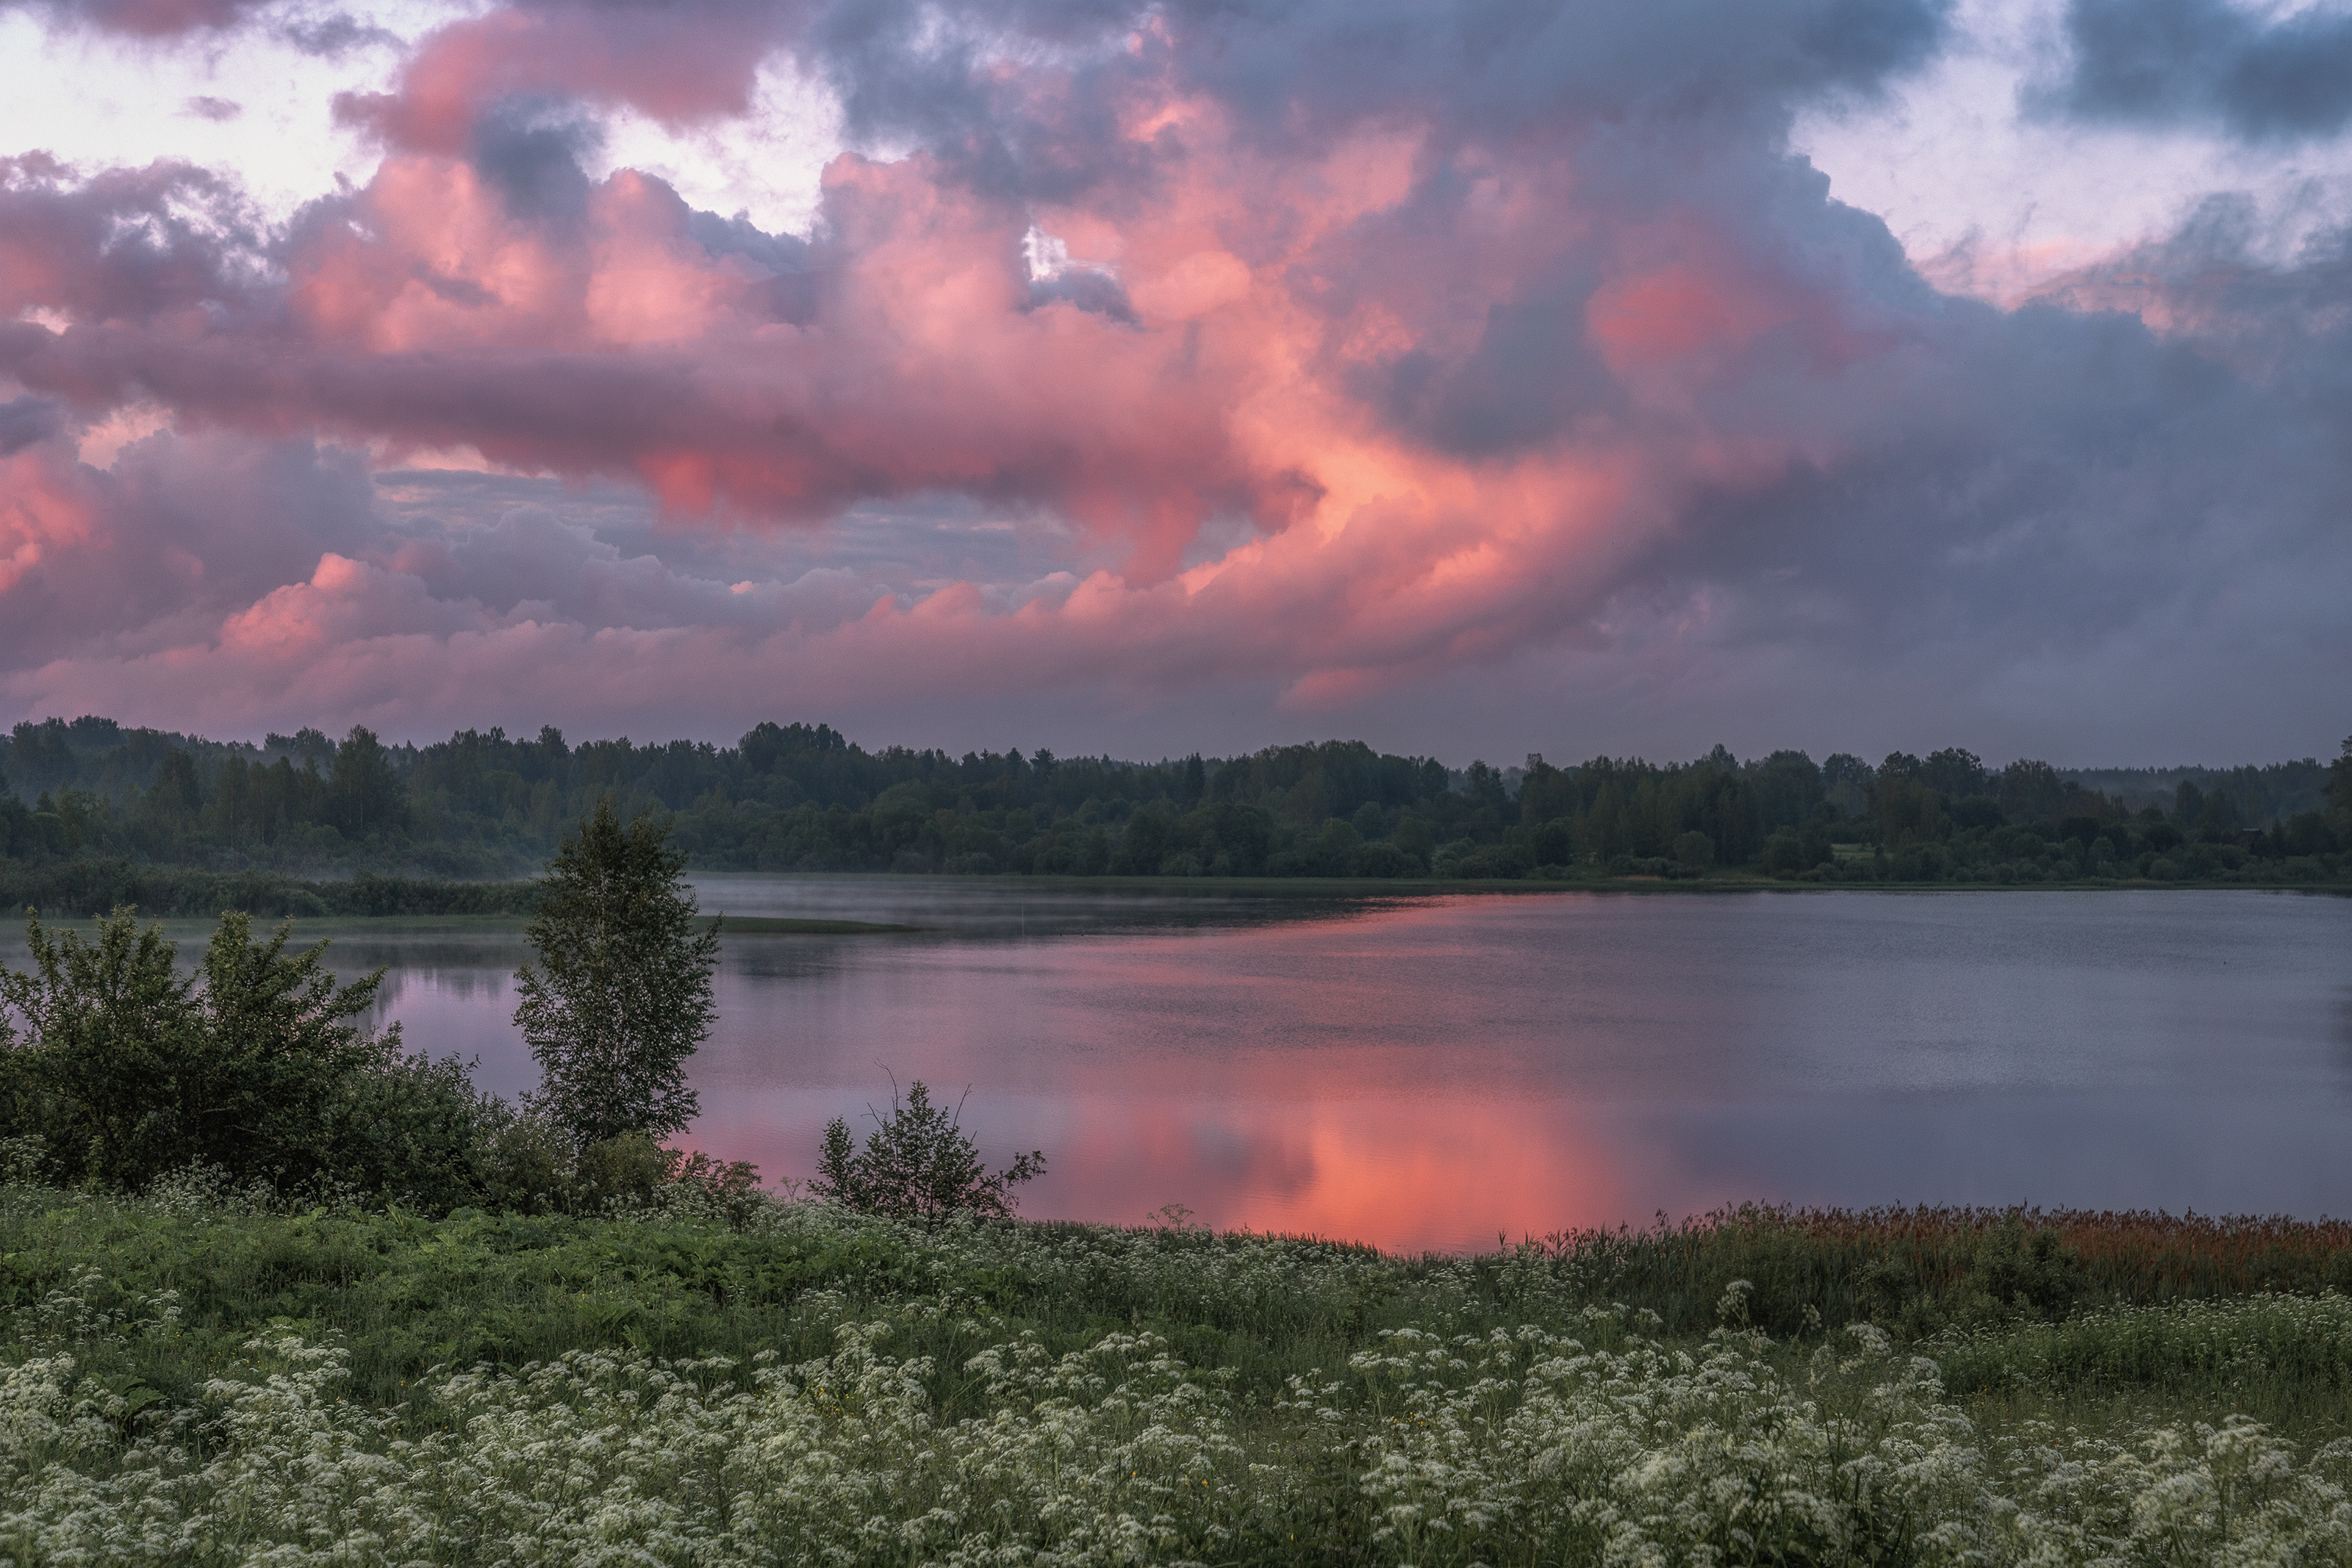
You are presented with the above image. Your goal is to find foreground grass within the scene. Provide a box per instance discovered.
[10,1187,2352,1564]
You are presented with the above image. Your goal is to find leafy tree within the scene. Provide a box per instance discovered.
[1463,760,1511,816]
[1949,795,2005,831]
[1874,774,1946,848]
[514,799,720,1146]
[187,910,393,1176]
[812,1079,1044,1223]
[151,751,202,819]
[0,907,387,1187]
[1922,747,1988,801]
[1750,751,1824,832]
[2329,736,2352,832]
[1821,753,1872,816]
[0,909,190,1184]
[2196,790,2242,837]
[1114,802,1176,874]
[1996,759,2073,823]
[326,725,407,841]
[1877,751,1924,784]
[1762,827,1807,874]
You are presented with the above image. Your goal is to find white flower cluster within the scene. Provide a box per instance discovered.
[7,1267,182,1350]
[1931,1290,2352,1398]
[1,1320,1254,1566]
[6,1252,2351,1567]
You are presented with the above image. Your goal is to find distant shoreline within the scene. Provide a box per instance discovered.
[919,877,2352,904]
[1,865,2341,927]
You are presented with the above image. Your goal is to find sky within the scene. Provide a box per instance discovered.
[1,0,2348,766]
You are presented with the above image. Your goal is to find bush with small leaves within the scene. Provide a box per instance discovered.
[0,907,397,1190]
[812,1079,1044,1224]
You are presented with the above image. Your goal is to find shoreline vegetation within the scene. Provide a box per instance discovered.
[2,716,2347,902]
[1,863,2345,924]
[10,1183,2352,1563]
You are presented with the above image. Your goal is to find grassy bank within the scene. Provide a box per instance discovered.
[0,861,541,920]
[8,1187,2352,1564]
[9,865,2345,927]
[0,874,913,934]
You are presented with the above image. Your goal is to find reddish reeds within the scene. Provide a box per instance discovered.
[1522,1204,2352,1337]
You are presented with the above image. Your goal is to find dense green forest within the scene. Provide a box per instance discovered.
[1,714,2346,888]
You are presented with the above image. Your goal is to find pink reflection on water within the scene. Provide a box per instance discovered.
[533,888,2352,1249]
[688,1087,1690,1255]
[683,897,1748,1251]
[329,886,2352,1247]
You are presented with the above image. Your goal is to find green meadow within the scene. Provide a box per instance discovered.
[9,1184,2352,1566]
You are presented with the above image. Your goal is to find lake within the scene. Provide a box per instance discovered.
[301,881,2352,1253]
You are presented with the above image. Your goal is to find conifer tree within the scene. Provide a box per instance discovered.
[514,799,720,1145]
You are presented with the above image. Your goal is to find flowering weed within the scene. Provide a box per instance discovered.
[7,1179,2352,1563]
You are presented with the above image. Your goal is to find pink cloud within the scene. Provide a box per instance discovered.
[0,76,1918,732]
[2,0,2341,758]
[332,4,792,155]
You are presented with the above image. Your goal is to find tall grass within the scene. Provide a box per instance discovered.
[1530,1204,2352,1338]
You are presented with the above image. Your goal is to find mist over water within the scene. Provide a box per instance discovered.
[322,883,2352,1254]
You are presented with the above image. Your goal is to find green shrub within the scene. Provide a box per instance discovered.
[573,1131,675,1208]
[814,1079,1044,1224]
[0,909,388,1190]
[473,1107,578,1213]
[318,1049,503,1212]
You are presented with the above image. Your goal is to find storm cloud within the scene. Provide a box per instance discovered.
[2044,0,2352,140]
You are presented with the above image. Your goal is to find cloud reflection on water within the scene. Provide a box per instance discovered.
[313,885,2352,1252]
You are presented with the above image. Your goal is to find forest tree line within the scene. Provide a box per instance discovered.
[1,715,2347,887]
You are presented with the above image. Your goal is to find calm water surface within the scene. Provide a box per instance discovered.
[306,881,2352,1252]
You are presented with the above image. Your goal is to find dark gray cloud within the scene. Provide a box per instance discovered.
[0,396,64,456]
[276,10,401,55]
[1027,267,1136,324]
[2043,0,2352,140]
[470,97,601,220]
[1152,0,1951,135]
[805,0,1952,203]
[183,95,242,121]
[686,209,820,323]
[1,0,270,36]
[1563,195,2352,758]
[686,207,811,273]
